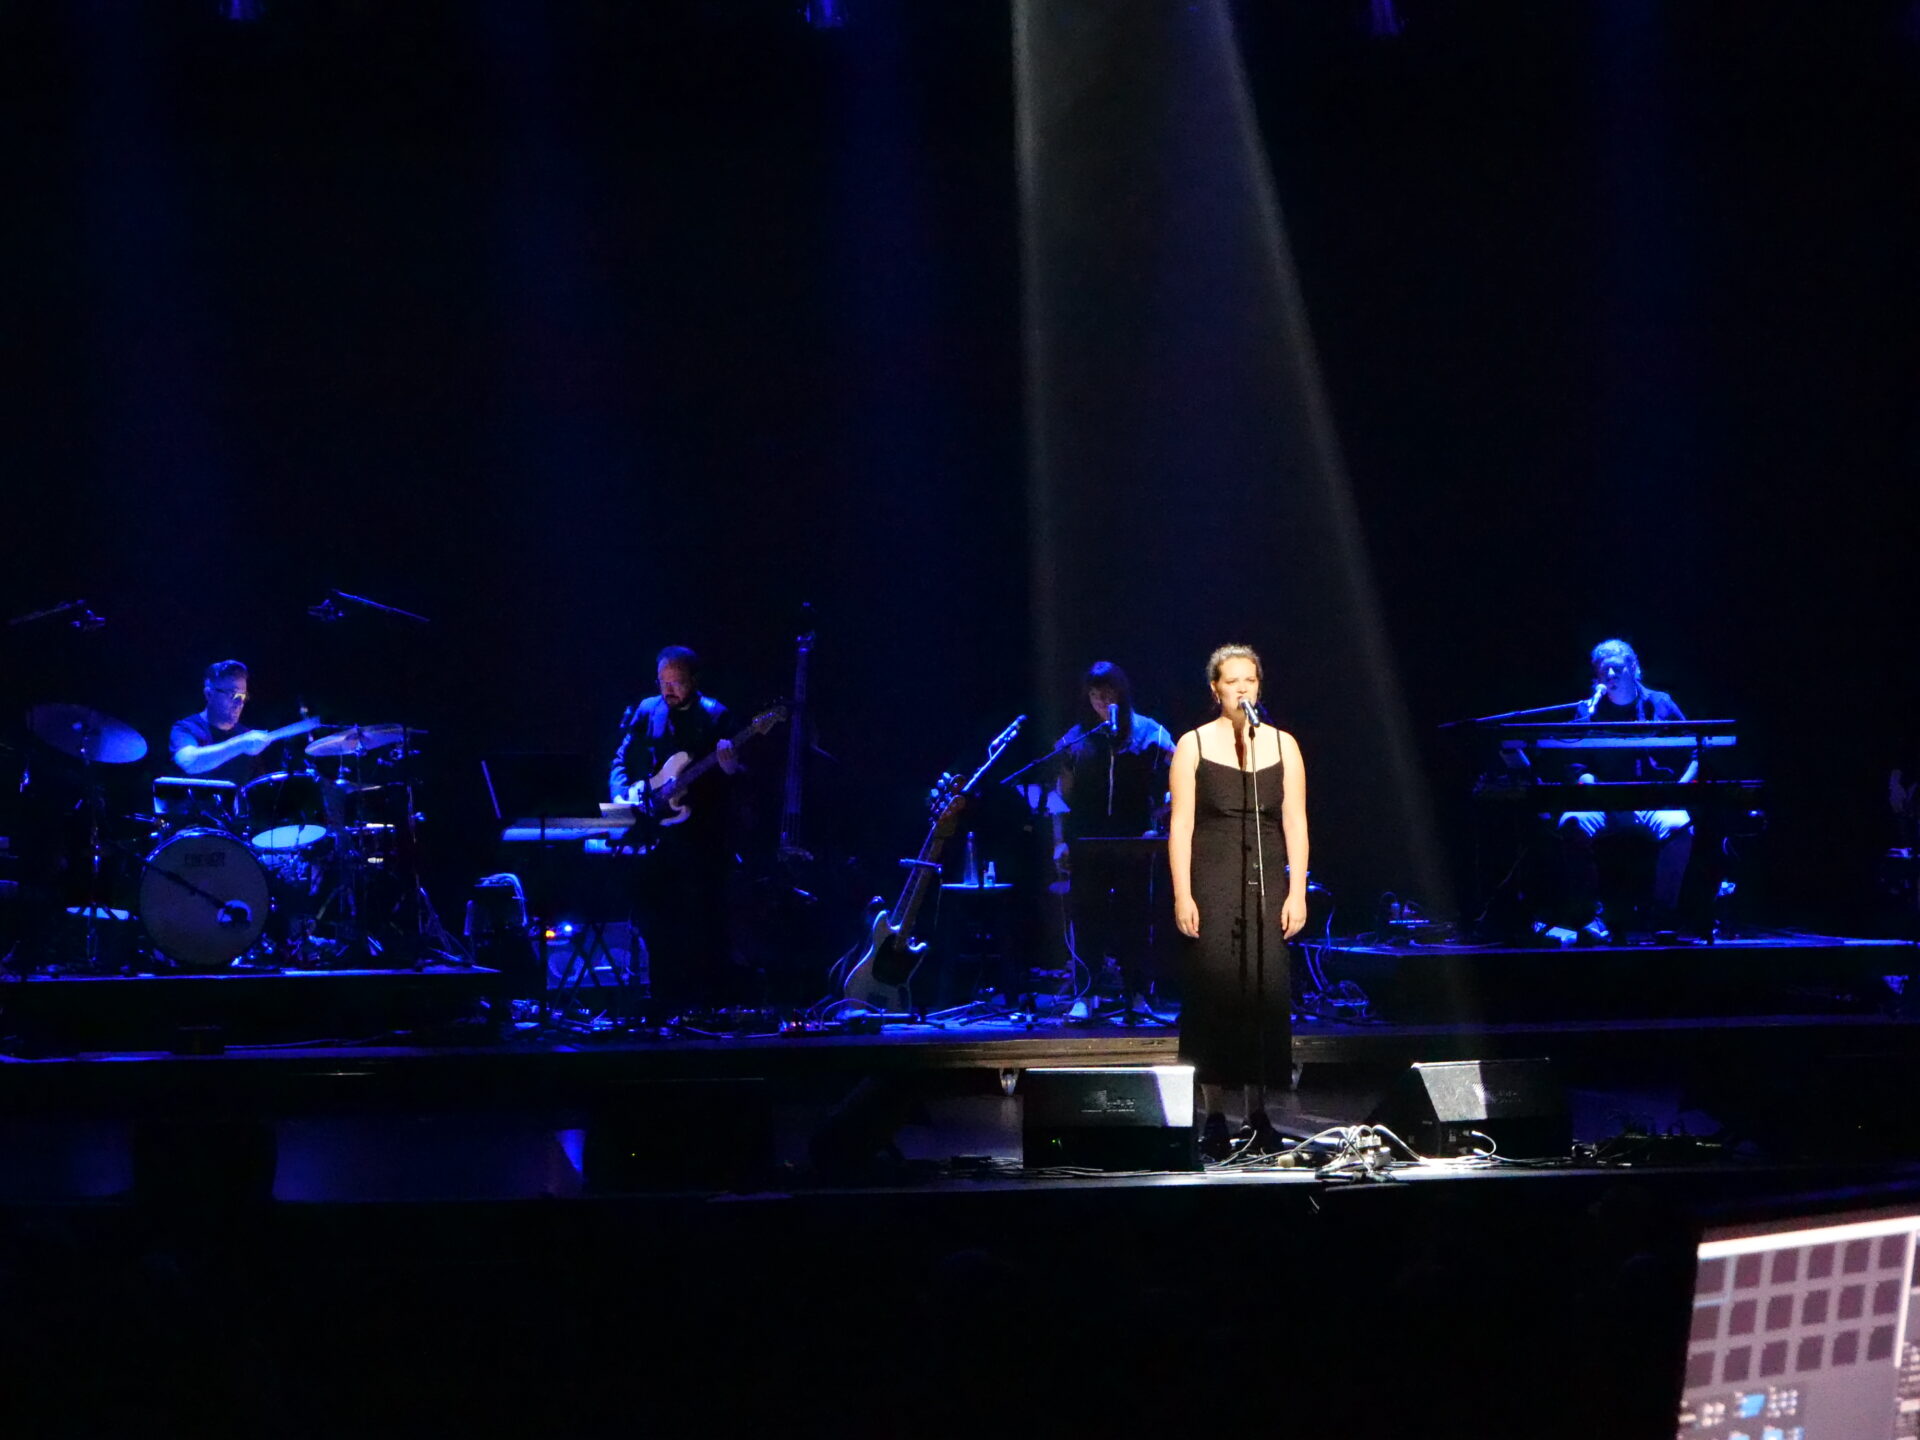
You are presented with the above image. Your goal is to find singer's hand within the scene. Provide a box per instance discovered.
[1175,897,1199,938]
[1280,893,1307,940]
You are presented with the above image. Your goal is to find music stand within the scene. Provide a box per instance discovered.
[480,752,606,837]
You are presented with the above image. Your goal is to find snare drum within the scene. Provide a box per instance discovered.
[139,828,269,967]
[238,771,348,851]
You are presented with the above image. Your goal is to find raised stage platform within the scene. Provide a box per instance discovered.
[1,930,1917,1437]
[0,927,1911,1115]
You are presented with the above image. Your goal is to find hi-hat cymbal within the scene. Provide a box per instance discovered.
[26,703,148,765]
[306,723,409,759]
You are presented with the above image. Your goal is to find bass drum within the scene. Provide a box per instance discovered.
[138,828,269,968]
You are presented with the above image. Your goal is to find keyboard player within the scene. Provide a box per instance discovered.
[1556,639,1695,942]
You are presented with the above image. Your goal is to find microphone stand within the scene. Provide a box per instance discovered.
[1240,703,1270,1106]
[1436,697,1596,729]
[1106,725,1116,826]
[310,589,432,626]
[997,718,1116,789]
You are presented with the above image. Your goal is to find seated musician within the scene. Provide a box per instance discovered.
[1557,639,1694,941]
[1051,661,1176,1005]
[609,646,742,1021]
[170,660,272,782]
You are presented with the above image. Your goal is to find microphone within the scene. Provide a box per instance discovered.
[1241,698,1262,730]
[1107,703,1119,737]
[1583,681,1605,715]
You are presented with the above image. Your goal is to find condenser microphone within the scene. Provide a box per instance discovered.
[1241,698,1262,730]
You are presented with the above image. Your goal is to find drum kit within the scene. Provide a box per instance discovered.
[14,705,428,973]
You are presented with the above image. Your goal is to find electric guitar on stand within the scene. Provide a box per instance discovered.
[839,715,1023,1013]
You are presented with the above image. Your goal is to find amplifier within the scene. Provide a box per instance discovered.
[1021,1065,1199,1172]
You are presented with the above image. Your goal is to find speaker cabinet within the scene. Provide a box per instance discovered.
[1369,1058,1570,1159]
[1022,1065,1199,1172]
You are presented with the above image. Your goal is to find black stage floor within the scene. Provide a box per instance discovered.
[2,932,1918,1436]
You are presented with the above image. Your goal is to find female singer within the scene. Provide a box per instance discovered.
[1167,644,1309,1157]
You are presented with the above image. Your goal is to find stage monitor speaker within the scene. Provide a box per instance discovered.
[1021,1065,1198,1172]
[1369,1058,1570,1160]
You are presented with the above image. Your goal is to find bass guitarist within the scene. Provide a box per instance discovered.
[609,645,743,1020]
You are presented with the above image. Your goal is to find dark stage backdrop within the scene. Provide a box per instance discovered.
[2,1,1913,940]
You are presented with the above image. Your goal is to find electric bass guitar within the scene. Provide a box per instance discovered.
[620,705,787,838]
[840,716,1023,1012]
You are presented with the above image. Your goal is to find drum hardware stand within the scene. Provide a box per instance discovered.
[75,765,111,969]
[63,736,139,972]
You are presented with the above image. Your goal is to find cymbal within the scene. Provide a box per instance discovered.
[26,703,148,764]
[306,723,409,759]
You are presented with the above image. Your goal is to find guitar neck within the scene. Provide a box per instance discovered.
[880,717,1020,940]
[672,721,762,787]
[888,812,962,935]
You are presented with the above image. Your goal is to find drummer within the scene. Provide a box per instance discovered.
[170,660,274,782]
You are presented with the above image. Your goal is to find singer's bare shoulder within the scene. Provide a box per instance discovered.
[1172,728,1201,769]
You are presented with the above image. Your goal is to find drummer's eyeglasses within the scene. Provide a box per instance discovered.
[211,686,247,700]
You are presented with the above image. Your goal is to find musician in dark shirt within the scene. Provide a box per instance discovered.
[609,646,741,1020]
[1051,662,1176,1006]
[1557,639,1694,939]
[170,660,271,783]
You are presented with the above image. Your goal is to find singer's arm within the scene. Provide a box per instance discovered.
[1278,731,1309,939]
[1169,732,1200,937]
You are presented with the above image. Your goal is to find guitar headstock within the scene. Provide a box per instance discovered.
[926,771,966,819]
[746,705,789,737]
